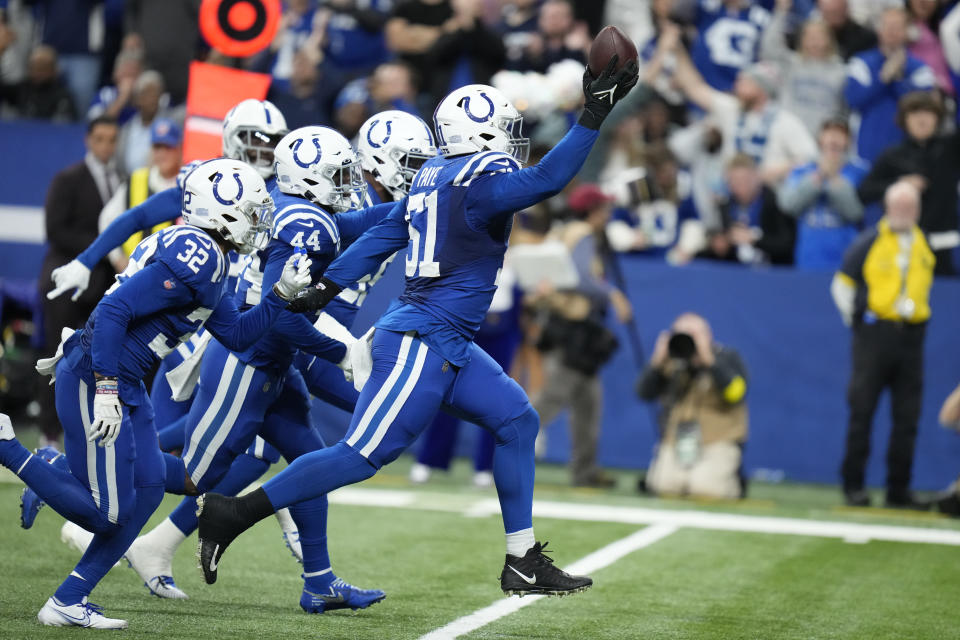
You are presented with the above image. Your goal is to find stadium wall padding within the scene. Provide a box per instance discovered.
[2,121,958,490]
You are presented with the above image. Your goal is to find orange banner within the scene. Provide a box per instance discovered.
[182,61,272,163]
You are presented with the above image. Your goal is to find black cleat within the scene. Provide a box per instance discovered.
[499,541,592,597]
[195,493,244,585]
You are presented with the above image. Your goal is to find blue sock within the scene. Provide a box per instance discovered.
[168,496,199,536]
[263,442,375,509]
[53,573,91,606]
[6,449,112,534]
[291,495,332,588]
[0,438,31,471]
[157,415,187,453]
[65,484,165,601]
[163,453,186,494]
[491,408,538,534]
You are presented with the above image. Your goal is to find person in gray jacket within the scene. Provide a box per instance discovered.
[761,0,849,137]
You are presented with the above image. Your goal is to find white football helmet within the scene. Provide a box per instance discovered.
[274,126,367,213]
[181,158,274,254]
[433,84,529,163]
[222,99,289,179]
[356,110,437,200]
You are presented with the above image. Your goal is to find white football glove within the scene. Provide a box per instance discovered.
[273,252,313,301]
[90,377,123,447]
[48,260,92,301]
[349,328,375,392]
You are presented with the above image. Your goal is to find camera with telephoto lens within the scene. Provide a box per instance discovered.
[668,332,696,361]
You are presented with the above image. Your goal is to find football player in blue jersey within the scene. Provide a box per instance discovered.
[27,101,299,594]
[196,56,639,596]
[0,159,312,629]
[122,126,395,613]
[291,110,438,415]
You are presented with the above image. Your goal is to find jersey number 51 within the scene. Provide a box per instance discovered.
[405,190,440,278]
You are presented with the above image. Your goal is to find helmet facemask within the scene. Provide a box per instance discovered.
[303,160,367,213]
[230,128,288,177]
[391,147,433,197]
[222,197,274,254]
[492,114,529,164]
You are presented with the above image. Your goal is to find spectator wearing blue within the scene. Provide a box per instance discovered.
[252,0,319,94]
[332,61,418,138]
[497,0,540,68]
[702,153,796,265]
[29,0,101,113]
[87,49,144,125]
[779,118,866,270]
[844,7,936,162]
[676,0,775,92]
[605,144,700,260]
[322,0,393,90]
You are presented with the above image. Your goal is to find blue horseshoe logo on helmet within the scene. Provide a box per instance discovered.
[212,172,243,205]
[366,119,392,149]
[461,92,495,123]
[291,137,323,168]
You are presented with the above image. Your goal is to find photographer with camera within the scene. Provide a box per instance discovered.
[638,313,749,500]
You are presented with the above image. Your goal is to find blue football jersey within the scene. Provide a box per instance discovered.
[376,151,523,364]
[691,0,773,91]
[325,180,392,325]
[233,190,346,372]
[323,123,600,367]
[78,225,228,394]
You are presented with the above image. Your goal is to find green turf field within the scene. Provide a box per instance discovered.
[2,457,960,640]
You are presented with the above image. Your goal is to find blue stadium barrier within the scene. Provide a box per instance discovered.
[350,258,960,492]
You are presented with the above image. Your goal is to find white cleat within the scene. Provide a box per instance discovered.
[124,537,188,599]
[409,463,431,484]
[60,522,120,568]
[37,596,128,629]
[275,508,302,563]
[0,412,14,440]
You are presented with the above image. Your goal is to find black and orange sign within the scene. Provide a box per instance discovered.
[199,0,281,57]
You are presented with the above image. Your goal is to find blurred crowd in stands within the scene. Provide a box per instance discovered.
[3,0,960,278]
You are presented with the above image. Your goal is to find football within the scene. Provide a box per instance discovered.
[587,25,639,78]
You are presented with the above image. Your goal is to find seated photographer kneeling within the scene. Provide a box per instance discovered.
[638,313,748,499]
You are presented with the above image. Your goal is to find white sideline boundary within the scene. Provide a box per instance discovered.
[327,488,960,547]
[417,524,679,640]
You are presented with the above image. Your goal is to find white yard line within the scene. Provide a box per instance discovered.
[327,488,960,547]
[417,523,679,640]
